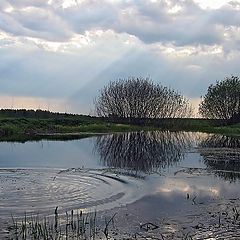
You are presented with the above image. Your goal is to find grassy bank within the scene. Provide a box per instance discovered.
[0,110,239,141]
[158,118,240,136]
[0,117,149,142]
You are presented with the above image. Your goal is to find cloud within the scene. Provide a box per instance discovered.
[0,5,72,41]
[0,0,240,114]
[0,0,239,47]
[0,27,240,112]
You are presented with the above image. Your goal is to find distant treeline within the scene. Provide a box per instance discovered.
[0,109,225,128]
[0,109,94,120]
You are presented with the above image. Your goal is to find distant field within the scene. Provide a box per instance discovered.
[0,109,239,141]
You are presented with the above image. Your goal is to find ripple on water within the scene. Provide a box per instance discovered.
[0,168,144,218]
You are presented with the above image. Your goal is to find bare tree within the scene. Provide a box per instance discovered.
[94,77,193,120]
[95,131,193,174]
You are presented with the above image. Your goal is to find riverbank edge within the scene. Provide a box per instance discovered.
[0,118,240,142]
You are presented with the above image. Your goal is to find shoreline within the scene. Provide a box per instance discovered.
[0,127,239,142]
[0,116,239,141]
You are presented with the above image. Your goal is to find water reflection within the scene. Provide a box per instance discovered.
[199,134,240,182]
[95,131,193,174]
[199,134,240,148]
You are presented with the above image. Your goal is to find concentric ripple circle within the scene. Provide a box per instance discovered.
[0,168,145,218]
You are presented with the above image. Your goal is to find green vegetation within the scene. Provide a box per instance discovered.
[1,75,240,141]
[10,209,98,240]
[0,109,240,141]
[199,75,240,121]
[0,118,145,142]
[0,110,150,141]
[209,123,240,136]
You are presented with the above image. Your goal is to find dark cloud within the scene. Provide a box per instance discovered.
[112,0,236,46]
[210,6,240,27]
[0,0,239,46]
[0,5,72,41]
[64,1,118,27]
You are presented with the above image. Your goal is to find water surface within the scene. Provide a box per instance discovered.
[0,131,240,231]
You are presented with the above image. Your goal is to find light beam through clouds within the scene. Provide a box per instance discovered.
[0,0,239,114]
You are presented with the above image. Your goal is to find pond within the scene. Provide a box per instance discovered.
[0,131,240,238]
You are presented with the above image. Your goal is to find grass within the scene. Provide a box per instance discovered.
[212,123,240,136]
[55,123,143,133]
[0,111,240,141]
[9,208,121,240]
[10,208,98,240]
[10,204,240,240]
[178,121,240,136]
[0,117,148,142]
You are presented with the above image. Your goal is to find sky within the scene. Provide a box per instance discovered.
[0,0,240,115]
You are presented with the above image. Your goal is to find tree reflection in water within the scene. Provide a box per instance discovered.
[199,134,240,182]
[95,131,193,175]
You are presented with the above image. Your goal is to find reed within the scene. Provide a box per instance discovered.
[10,208,98,240]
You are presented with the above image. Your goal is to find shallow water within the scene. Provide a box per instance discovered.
[0,168,146,217]
[0,131,240,237]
